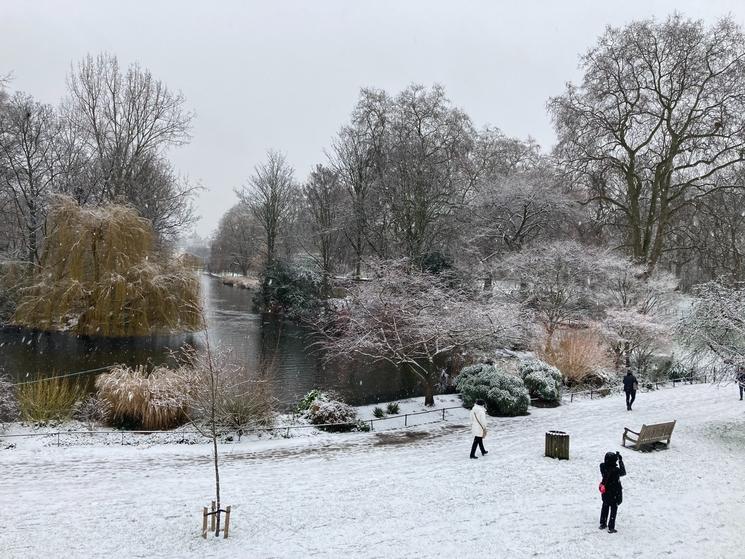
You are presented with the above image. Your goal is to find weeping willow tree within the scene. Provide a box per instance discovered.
[13,196,201,336]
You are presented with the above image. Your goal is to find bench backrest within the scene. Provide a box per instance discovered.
[638,421,676,443]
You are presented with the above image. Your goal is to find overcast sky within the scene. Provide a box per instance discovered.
[2,0,745,237]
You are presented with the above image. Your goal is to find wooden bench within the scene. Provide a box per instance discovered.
[622,420,676,450]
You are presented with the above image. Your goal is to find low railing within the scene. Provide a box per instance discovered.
[562,372,719,403]
[0,405,466,446]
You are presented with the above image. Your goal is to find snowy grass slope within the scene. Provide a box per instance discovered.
[1,383,743,558]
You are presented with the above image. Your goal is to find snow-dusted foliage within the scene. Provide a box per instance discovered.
[0,371,20,424]
[307,397,357,432]
[456,363,530,416]
[296,389,324,413]
[678,281,745,375]
[95,365,194,430]
[13,196,201,337]
[316,259,533,406]
[519,359,562,403]
[257,258,323,317]
[607,270,678,314]
[497,241,636,346]
[72,394,111,426]
[601,308,672,375]
[296,389,358,431]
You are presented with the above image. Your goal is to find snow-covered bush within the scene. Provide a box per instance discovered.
[519,359,562,404]
[72,394,110,426]
[307,398,357,432]
[456,363,530,416]
[0,371,20,424]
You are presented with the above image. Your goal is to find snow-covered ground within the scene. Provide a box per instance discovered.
[1,384,743,558]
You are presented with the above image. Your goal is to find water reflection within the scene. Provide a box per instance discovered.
[0,275,421,408]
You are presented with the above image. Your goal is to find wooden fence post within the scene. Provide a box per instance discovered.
[202,507,208,538]
[223,506,231,539]
[210,501,216,533]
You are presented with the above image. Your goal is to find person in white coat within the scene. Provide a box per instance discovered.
[469,399,488,459]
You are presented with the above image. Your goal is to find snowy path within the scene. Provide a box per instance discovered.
[1,384,744,558]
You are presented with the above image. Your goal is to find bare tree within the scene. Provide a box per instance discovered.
[385,84,474,263]
[209,203,261,275]
[330,88,389,278]
[0,92,61,263]
[65,53,196,239]
[670,180,745,285]
[678,280,745,377]
[549,15,745,272]
[237,150,297,269]
[466,154,582,289]
[315,259,531,406]
[178,333,275,538]
[498,241,637,349]
[303,164,344,295]
[601,308,673,375]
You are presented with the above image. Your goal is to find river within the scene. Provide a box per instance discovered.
[0,275,419,408]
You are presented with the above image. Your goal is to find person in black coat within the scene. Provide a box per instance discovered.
[623,371,638,410]
[599,451,626,533]
[737,367,745,401]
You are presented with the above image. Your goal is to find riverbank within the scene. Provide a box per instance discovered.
[211,272,260,289]
[1,275,413,406]
[1,383,743,558]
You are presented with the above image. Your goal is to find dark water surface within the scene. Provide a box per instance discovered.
[0,275,419,408]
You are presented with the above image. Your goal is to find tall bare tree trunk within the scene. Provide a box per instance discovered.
[213,433,221,537]
[424,378,435,407]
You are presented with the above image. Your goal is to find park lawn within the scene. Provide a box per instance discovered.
[1,382,743,558]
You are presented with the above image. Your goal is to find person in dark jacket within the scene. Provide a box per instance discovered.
[737,367,745,401]
[623,371,638,411]
[599,451,626,533]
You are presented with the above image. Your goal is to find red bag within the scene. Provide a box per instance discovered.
[599,483,606,494]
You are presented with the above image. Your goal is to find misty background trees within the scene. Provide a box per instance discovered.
[206,15,745,397]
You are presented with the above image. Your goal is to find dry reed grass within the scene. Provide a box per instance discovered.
[95,365,195,430]
[17,376,87,422]
[539,329,613,387]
